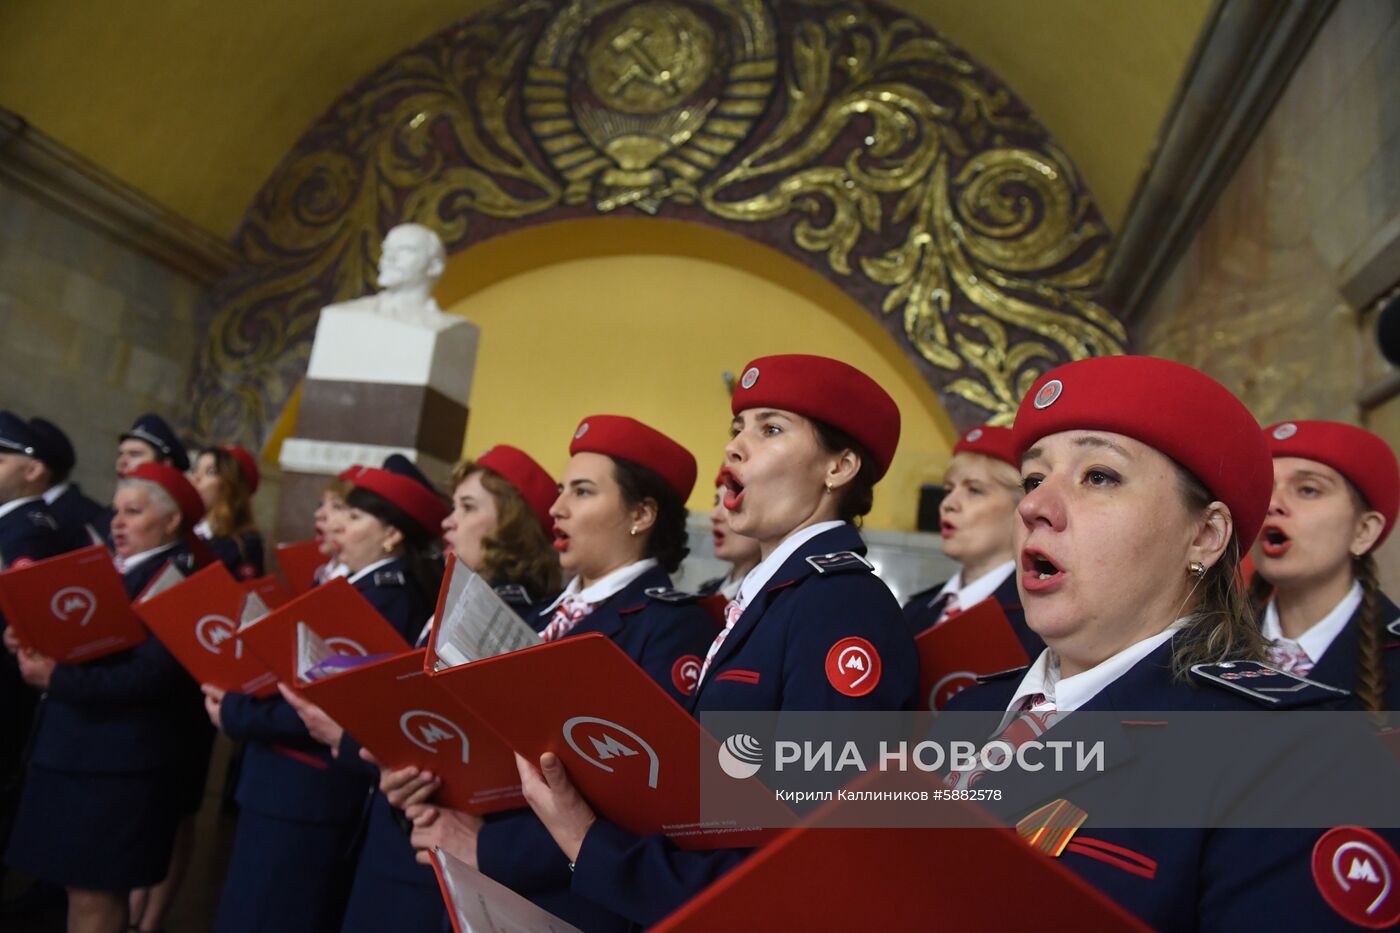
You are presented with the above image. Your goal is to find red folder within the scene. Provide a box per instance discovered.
[276,540,327,596]
[0,544,147,663]
[239,577,413,684]
[916,597,1030,711]
[134,563,278,697]
[431,633,784,849]
[298,648,524,814]
[653,770,1147,931]
[242,575,291,610]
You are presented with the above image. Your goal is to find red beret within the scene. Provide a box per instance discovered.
[476,445,557,535]
[953,425,1018,469]
[224,445,260,494]
[340,464,449,537]
[126,462,205,529]
[731,354,901,479]
[1265,420,1399,548]
[570,415,697,501]
[1013,356,1271,547]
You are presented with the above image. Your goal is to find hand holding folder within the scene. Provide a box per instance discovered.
[915,597,1030,711]
[0,544,150,663]
[428,633,786,849]
[133,562,278,697]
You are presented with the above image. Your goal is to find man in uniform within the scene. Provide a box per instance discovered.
[116,413,190,477]
[26,418,109,552]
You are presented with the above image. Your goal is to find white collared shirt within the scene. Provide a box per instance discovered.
[119,542,177,574]
[41,483,69,506]
[1004,619,1188,718]
[931,560,1016,610]
[1261,581,1362,667]
[193,519,213,540]
[732,520,847,616]
[347,557,399,585]
[542,558,660,615]
[717,574,745,601]
[0,495,43,522]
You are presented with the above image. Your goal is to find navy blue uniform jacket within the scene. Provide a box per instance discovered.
[1305,590,1400,711]
[941,637,1400,930]
[44,484,110,553]
[568,524,920,927]
[34,544,197,774]
[903,571,1045,660]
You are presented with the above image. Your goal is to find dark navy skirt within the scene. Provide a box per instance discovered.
[4,765,177,890]
[214,809,359,933]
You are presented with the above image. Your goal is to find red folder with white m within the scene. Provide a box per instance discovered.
[651,769,1147,931]
[296,648,524,814]
[238,577,412,684]
[133,563,278,697]
[430,633,784,850]
[0,544,147,663]
[915,597,1030,711]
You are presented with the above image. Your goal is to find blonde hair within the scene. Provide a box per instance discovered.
[946,451,1023,498]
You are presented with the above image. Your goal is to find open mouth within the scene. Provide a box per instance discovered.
[1021,547,1065,592]
[1259,525,1291,558]
[940,520,956,538]
[719,468,745,511]
[712,530,726,549]
[552,524,570,552]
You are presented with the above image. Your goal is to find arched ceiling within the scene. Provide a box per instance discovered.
[0,0,1210,240]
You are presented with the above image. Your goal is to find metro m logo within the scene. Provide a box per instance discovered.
[399,710,469,764]
[562,716,659,789]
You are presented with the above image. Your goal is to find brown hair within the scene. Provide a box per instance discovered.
[197,447,258,539]
[453,460,561,599]
[1249,481,1389,712]
[812,420,879,524]
[1169,465,1267,678]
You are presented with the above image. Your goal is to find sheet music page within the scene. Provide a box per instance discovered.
[431,569,541,671]
[435,848,582,933]
[237,591,269,631]
[137,563,185,603]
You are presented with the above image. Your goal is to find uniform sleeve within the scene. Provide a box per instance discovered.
[780,574,919,711]
[46,636,189,705]
[570,818,749,927]
[333,732,380,779]
[636,604,716,705]
[219,691,311,743]
[476,809,573,894]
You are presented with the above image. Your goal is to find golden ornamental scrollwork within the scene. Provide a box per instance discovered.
[191,0,1122,444]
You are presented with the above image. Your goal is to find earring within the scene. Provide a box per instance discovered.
[824,481,834,493]
[382,541,395,554]
[1187,560,1205,578]
[629,526,638,536]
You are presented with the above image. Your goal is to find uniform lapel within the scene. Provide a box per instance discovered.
[571,565,670,641]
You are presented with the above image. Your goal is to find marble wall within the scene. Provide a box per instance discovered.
[1137,0,1400,592]
[0,179,207,506]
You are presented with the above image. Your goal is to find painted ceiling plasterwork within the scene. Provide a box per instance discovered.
[187,0,1124,445]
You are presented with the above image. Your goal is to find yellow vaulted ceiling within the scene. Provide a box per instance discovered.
[0,0,1211,240]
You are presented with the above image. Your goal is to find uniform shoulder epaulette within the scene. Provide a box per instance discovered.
[374,569,406,587]
[644,586,697,604]
[1189,661,1350,707]
[28,510,58,532]
[171,552,196,573]
[1386,618,1400,640]
[805,551,873,575]
[494,583,532,607]
[976,665,1029,684]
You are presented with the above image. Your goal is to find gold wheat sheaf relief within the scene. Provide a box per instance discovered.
[193,0,1122,444]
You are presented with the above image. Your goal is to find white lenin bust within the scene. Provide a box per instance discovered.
[333,223,454,329]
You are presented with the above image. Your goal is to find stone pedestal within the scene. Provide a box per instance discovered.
[276,306,479,542]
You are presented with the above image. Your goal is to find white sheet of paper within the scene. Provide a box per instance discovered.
[295,622,335,683]
[434,848,582,933]
[431,563,541,671]
[137,563,185,603]
[238,590,269,631]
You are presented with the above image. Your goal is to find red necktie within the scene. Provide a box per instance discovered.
[541,594,594,642]
[697,598,743,684]
[946,693,1058,789]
